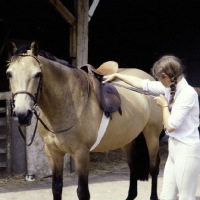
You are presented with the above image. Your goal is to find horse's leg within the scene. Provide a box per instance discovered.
[122,142,138,200]
[45,145,65,200]
[150,154,160,200]
[122,133,150,200]
[73,149,90,200]
[143,127,160,200]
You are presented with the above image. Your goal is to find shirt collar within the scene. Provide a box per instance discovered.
[174,77,187,99]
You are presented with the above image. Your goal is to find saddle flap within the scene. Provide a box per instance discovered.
[100,82,121,113]
[94,79,121,117]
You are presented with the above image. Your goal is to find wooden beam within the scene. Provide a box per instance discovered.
[69,0,89,172]
[0,92,11,100]
[75,0,89,67]
[70,25,77,58]
[48,0,76,26]
[6,99,12,175]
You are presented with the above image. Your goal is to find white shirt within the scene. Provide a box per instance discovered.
[142,77,200,145]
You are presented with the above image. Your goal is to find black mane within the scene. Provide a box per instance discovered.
[15,45,30,56]
[38,50,75,68]
[12,45,75,68]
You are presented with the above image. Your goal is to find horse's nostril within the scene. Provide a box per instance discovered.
[26,110,33,121]
[14,110,33,126]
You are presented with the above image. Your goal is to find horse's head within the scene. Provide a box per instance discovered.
[6,41,42,127]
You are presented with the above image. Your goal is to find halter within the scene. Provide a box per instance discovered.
[10,53,43,146]
[10,53,90,146]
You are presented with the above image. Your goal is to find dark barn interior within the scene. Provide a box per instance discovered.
[89,1,200,87]
[0,0,200,176]
[1,1,200,87]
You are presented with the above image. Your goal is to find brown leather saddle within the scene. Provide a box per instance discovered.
[80,61,122,119]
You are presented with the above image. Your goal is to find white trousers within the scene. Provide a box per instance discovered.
[160,137,200,200]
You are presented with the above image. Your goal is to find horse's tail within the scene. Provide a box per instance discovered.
[133,132,150,181]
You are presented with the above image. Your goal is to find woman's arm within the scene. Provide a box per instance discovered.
[154,94,175,133]
[102,73,143,89]
[162,107,175,132]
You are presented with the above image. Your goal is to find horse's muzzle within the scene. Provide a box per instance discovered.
[12,110,33,127]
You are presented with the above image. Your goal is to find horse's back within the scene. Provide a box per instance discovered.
[118,68,154,80]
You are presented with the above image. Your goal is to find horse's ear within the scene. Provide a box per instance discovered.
[31,41,40,56]
[6,40,17,56]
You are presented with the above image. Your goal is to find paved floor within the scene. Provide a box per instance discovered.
[1,169,200,200]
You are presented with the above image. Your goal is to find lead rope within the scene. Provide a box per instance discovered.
[17,110,40,146]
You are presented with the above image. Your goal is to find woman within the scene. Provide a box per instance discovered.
[103,55,200,200]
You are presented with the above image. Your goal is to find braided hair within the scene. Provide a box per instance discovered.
[151,55,185,105]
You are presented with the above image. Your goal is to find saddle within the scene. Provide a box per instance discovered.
[80,61,122,119]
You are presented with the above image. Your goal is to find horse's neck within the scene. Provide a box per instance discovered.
[38,59,89,129]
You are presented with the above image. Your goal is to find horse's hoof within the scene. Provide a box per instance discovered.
[126,194,137,200]
[150,195,158,200]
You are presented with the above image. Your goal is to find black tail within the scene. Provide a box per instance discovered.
[133,132,150,181]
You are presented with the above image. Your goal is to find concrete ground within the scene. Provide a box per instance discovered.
[1,169,200,200]
[0,142,200,200]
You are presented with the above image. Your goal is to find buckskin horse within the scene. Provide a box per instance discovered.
[6,41,163,200]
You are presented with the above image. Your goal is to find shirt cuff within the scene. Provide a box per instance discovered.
[142,79,150,92]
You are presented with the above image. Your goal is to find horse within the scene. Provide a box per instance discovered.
[6,41,163,200]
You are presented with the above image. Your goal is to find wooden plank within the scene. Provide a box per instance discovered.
[0,148,6,153]
[0,92,11,100]
[0,107,6,113]
[0,121,6,126]
[70,25,77,58]
[6,99,12,175]
[0,162,6,168]
[0,135,6,140]
[48,0,76,26]
[76,0,89,68]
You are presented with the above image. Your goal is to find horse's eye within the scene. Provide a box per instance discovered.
[6,72,12,79]
[34,72,42,78]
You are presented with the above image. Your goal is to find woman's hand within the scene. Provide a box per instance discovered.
[102,73,143,89]
[102,74,117,84]
[154,94,168,107]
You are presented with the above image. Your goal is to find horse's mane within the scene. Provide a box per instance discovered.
[12,45,75,68]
